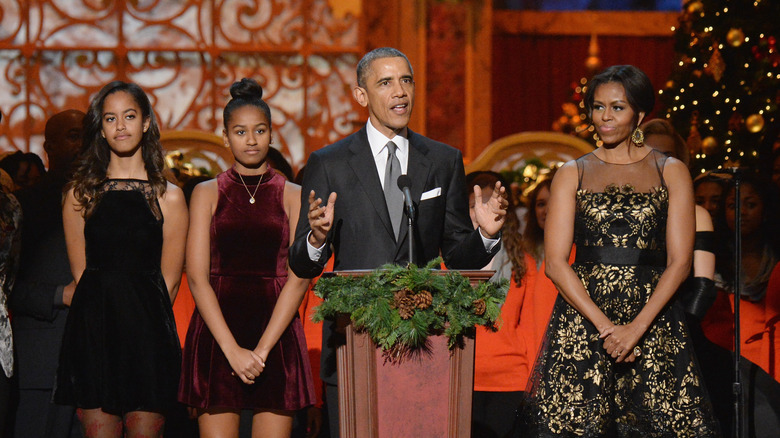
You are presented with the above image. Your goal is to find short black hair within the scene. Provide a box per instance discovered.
[584,65,655,120]
[356,47,413,88]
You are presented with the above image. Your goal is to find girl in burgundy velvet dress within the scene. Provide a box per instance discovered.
[179,78,315,436]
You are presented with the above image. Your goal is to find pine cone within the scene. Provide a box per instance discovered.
[472,299,486,316]
[398,297,416,320]
[413,290,433,309]
[393,288,413,308]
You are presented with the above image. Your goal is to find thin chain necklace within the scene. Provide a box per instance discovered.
[236,170,262,204]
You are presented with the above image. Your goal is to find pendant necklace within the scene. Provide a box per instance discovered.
[237,171,262,204]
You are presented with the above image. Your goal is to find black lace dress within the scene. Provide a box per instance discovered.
[55,180,181,414]
[523,150,720,437]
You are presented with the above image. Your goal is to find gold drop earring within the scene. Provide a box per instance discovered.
[631,126,644,146]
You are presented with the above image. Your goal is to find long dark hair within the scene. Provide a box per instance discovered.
[714,173,780,289]
[466,171,526,283]
[70,81,165,217]
[523,178,553,263]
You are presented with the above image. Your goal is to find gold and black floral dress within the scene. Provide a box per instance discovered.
[523,150,720,437]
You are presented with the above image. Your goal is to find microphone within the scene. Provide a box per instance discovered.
[709,167,745,175]
[397,174,415,264]
[397,174,415,219]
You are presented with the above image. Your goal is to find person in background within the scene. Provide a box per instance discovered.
[178,78,314,438]
[9,110,85,438]
[693,172,727,219]
[0,152,45,190]
[0,166,22,438]
[266,146,295,182]
[468,171,526,438]
[517,176,573,371]
[702,173,780,382]
[524,65,718,436]
[55,81,188,437]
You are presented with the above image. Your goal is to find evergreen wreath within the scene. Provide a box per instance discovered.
[312,257,509,357]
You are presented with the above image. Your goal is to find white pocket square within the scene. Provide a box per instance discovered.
[420,187,441,201]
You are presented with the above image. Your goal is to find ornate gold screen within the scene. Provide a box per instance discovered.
[0,0,363,169]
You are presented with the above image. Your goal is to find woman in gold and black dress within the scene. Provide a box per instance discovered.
[523,65,719,437]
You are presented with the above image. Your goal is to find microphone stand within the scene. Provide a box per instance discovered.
[732,172,743,438]
[397,175,415,266]
[713,167,745,437]
[407,213,414,265]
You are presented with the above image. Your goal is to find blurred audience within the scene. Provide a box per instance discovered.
[0,152,45,190]
[468,170,528,438]
[0,167,22,437]
[8,110,85,438]
[694,173,727,219]
[516,176,571,369]
[702,173,780,382]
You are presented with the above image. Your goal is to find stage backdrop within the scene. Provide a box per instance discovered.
[0,1,679,169]
[0,0,363,170]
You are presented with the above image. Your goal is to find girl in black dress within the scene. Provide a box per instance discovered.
[57,81,188,437]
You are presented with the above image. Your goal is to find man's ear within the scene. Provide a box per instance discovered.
[353,86,368,108]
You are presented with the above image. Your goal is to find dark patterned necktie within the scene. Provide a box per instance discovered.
[384,141,403,239]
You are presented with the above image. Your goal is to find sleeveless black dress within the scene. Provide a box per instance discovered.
[55,180,181,414]
[523,150,720,437]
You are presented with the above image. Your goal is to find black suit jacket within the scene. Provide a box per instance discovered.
[289,126,499,383]
[10,177,72,389]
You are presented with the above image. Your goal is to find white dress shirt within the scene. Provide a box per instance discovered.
[306,119,498,261]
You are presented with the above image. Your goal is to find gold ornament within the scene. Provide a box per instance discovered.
[701,136,718,154]
[686,0,704,14]
[687,111,702,154]
[745,114,765,133]
[726,28,746,47]
[705,45,726,82]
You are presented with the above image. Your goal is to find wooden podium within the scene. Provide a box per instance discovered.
[330,270,494,438]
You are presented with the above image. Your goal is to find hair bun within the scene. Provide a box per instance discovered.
[230,78,263,100]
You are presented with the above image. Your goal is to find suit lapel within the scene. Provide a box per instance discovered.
[396,130,432,254]
[347,128,396,239]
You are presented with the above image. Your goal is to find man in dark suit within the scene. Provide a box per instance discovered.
[289,47,507,437]
[9,110,84,438]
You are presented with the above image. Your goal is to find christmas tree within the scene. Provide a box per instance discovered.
[552,34,603,149]
[660,0,779,174]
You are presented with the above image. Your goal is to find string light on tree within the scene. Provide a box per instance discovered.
[660,0,779,172]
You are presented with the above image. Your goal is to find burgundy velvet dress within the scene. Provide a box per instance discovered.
[178,168,315,410]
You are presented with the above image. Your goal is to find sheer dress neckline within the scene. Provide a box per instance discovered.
[576,149,668,194]
[589,149,655,166]
[98,179,161,221]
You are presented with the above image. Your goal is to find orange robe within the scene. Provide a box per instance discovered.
[474,248,574,392]
[701,262,780,382]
